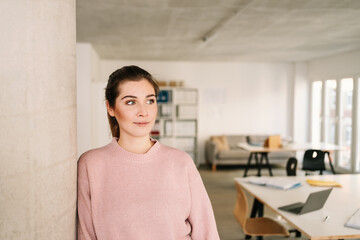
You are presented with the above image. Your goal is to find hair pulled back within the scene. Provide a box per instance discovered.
[105,65,159,138]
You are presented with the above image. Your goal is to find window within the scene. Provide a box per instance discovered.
[339,78,353,170]
[357,77,360,172]
[311,81,322,142]
[324,80,337,144]
[310,77,359,173]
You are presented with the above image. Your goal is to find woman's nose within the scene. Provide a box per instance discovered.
[137,104,148,117]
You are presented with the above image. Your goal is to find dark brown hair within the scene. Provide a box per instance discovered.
[105,65,159,138]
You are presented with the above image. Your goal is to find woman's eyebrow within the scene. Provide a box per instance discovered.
[121,94,156,100]
[121,95,137,100]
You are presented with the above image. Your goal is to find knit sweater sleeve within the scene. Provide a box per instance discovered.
[186,158,220,240]
[77,155,97,240]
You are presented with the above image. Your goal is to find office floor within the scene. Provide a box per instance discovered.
[199,164,309,240]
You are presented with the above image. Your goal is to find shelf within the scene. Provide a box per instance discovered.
[157,90,172,103]
[152,87,198,164]
[176,105,197,119]
[173,135,197,138]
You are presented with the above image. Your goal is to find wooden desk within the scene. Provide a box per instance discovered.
[235,174,360,240]
[238,142,343,177]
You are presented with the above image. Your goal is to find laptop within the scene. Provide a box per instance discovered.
[278,188,333,215]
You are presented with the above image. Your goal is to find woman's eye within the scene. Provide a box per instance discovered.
[147,99,156,104]
[126,100,135,105]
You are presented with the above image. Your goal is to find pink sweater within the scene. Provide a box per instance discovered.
[77,138,220,240]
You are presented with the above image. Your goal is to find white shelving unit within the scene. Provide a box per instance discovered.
[151,87,198,164]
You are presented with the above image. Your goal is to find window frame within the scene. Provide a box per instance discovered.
[309,76,359,173]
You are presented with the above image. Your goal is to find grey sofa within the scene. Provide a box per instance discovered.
[205,135,294,171]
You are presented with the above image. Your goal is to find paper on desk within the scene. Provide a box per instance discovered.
[248,177,301,190]
[345,208,360,230]
[247,177,267,186]
[306,179,342,187]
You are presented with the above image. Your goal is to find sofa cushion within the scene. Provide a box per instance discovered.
[247,135,268,146]
[210,135,229,151]
[217,149,250,159]
[226,135,247,149]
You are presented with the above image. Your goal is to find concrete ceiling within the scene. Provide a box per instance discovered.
[76,0,360,62]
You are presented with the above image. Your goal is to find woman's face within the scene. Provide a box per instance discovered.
[107,79,158,140]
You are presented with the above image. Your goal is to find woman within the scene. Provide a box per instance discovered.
[77,65,220,240]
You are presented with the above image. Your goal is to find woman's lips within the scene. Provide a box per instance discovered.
[134,122,150,127]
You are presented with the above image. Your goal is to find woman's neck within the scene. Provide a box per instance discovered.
[117,135,154,154]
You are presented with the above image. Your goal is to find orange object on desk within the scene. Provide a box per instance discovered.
[306,179,342,187]
[263,135,282,148]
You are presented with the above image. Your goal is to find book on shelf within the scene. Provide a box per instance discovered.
[150,120,160,139]
[247,177,302,190]
[157,90,171,103]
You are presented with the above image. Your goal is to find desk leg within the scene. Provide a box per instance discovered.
[245,198,264,240]
[325,151,336,174]
[247,199,264,240]
[250,198,264,218]
[263,153,273,176]
[256,153,262,176]
[257,153,263,176]
[245,234,252,239]
[257,199,264,217]
[243,153,253,177]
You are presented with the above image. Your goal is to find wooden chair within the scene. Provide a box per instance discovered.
[234,182,289,240]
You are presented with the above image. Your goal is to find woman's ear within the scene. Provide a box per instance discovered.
[106,100,115,117]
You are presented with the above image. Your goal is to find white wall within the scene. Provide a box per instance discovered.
[96,60,294,163]
[292,62,309,142]
[76,43,100,157]
[91,81,111,148]
[308,50,360,80]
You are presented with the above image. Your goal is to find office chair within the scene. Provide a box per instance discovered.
[302,149,331,175]
[234,182,289,240]
[286,157,298,176]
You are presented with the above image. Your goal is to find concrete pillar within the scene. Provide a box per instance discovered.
[0,1,77,239]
